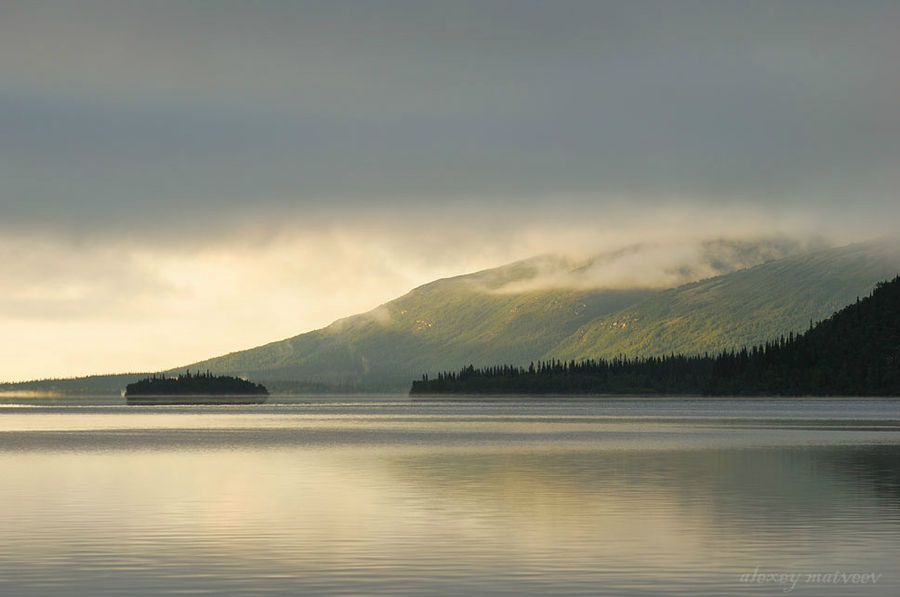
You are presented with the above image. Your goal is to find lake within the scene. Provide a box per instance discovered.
[1,397,898,596]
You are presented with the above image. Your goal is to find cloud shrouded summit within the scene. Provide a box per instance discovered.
[1,1,898,380]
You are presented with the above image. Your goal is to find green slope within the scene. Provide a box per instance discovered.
[183,256,655,391]
[705,274,900,395]
[411,271,900,396]
[178,238,824,392]
[547,241,900,362]
[4,238,894,396]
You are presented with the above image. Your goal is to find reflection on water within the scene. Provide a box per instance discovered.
[0,398,898,596]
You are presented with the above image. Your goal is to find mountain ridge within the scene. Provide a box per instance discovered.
[410,273,900,396]
[3,238,898,395]
[548,240,900,362]
[182,239,900,392]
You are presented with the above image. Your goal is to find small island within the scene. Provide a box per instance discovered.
[124,370,269,405]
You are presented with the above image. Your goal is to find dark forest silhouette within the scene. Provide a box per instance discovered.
[125,370,269,396]
[411,276,900,396]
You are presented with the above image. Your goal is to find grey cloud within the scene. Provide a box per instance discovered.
[1,0,898,240]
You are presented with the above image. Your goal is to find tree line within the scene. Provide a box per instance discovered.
[410,276,900,396]
[125,370,269,396]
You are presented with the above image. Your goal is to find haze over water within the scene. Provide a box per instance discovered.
[1,397,898,596]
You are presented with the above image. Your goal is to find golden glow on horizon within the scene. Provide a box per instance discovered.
[0,205,872,382]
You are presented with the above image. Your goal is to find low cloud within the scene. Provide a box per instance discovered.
[481,236,825,295]
[0,197,891,382]
[1,1,898,382]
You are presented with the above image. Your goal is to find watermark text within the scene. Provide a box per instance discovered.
[738,567,882,593]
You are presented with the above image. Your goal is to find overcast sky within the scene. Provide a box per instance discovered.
[2,0,898,381]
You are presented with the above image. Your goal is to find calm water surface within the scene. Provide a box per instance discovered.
[1,396,898,596]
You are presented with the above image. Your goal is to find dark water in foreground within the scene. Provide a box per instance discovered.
[1,397,898,596]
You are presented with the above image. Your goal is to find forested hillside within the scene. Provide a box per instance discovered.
[706,276,900,395]
[548,241,900,362]
[3,240,898,395]
[182,257,653,392]
[412,276,900,396]
[181,239,831,391]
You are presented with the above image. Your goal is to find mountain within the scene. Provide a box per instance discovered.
[181,256,655,392]
[181,238,812,392]
[411,274,900,396]
[548,240,900,363]
[705,274,900,395]
[3,238,897,396]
